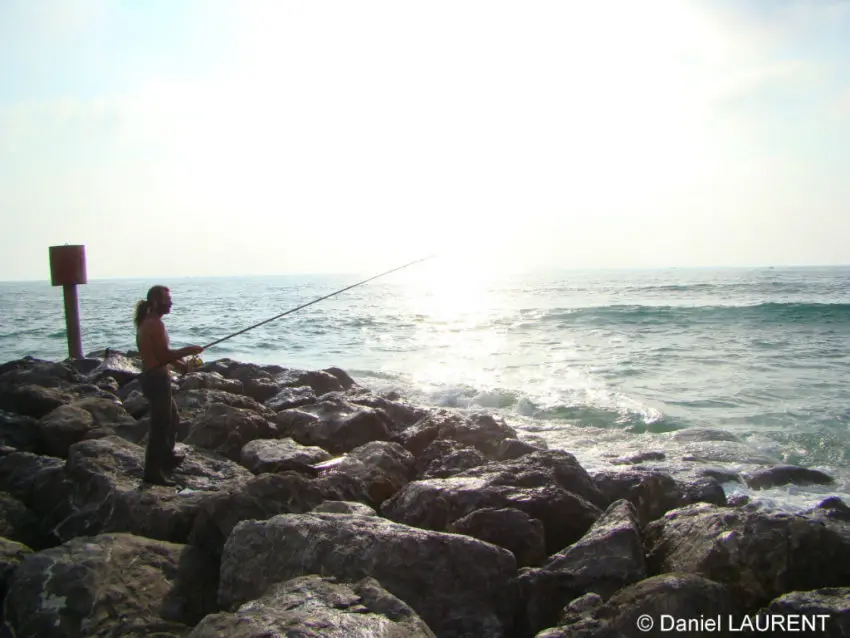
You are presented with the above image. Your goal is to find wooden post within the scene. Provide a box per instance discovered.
[49,245,87,360]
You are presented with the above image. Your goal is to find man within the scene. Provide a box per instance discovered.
[135,285,203,486]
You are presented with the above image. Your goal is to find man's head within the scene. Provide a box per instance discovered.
[146,285,172,315]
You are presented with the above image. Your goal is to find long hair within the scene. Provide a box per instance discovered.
[134,285,170,328]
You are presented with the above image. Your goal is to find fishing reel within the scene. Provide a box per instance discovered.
[186,355,204,372]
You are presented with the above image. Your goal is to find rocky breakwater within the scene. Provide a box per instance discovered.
[0,351,846,637]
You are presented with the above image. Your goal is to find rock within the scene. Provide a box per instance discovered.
[644,503,850,611]
[548,573,738,638]
[804,497,850,522]
[0,357,81,388]
[219,513,518,638]
[396,410,518,458]
[86,352,143,385]
[448,507,546,567]
[324,366,357,389]
[700,467,743,484]
[0,452,65,506]
[66,357,102,375]
[180,371,243,394]
[277,369,344,395]
[312,501,378,516]
[121,389,149,419]
[677,475,727,507]
[3,532,218,637]
[345,390,428,433]
[239,438,331,474]
[382,462,604,555]
[223,362,272,386]
[422,448,487,478]
[173,388,276,422]
[277,396,394,455]
[185,403,278,461]
[413,439,470,477]
[0,491,48,550]
[189,575,436,637]
[764,588,850,637]
[264,386,317,411]
[36,405,94,458]
[318,441,415,506]
[0,384,74,418]
[744,464,835,490]
[592,469,684,526]
[94,376,120,394]
[242,377,283,403]
[727,494,751,507]
[0,410,40,453]
[188,472,328,555]
[497,438,541,460]
[517,500,646,636]
[612,451,666,465]
[0,538,31,603]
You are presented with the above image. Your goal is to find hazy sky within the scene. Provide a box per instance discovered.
[1,0,849,281]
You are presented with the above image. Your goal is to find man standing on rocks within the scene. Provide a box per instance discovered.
[134,285,204,486]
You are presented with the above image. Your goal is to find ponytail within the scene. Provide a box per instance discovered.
[134,284,170,328]
[134,300,149,328]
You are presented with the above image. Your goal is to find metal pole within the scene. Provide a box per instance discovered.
[62,284,83,359]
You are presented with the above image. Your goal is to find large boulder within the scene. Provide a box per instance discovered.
[396,410,518,458]
[185,403,278,461]
[36,397,143,457]
[0,452,65,507]
[448,507,546,567]
[264,386,317,412]
[743,464,835,490]
[188,575,436,637]
[422,447,488,479]
[0,410,40,453]
[219,513,518,638]
[517,500,646,636]
[239,437,331,474]
[0,384,74,419]
[275,396,394,454]
[3,532,218,637]
[277,368,345,395]
[173,388,276,422]
[644,503,850,611]
[180,371,243,394]
[0,491,49,550]
[0,537,32,603]
[341,389,429,433]
[0,357,81,388]
[764,588,850,637]
[85,352,143,385]
[317,441,415,506]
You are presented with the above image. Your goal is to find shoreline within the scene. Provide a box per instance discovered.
[0,350,848,636]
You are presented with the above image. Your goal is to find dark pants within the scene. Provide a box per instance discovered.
[141,370,179,477]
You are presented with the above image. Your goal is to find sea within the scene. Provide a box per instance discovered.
[2,265,849,512]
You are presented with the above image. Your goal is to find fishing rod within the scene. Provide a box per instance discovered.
[200,253,437,351]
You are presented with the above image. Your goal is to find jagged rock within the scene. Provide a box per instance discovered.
[448,507,546,567]
[804,497,850,522]
[0,410,40,453]
[383,453,604,555]
[86,352,143,385]
[592,469,701,526]
[188,472,328,555]
[700,467,743,484]
[36,397,143,457]
[764,588,850,637]
[276,396,394,455]
[396,410,518,458]
[318,441,415,506]
[422,448,487,478]
[278,369,344,395]
[240,438,331,474]
[0,491,48,550]
[413,439,470,477]
[94,376,120,394]
[180,371,243,394]
[66,357,102,375]
[242,377,283,403]
[541,573,738,638]
[644,503,850,611]
[219,513,518,638]
[0,452,65,506]
[677,475,727,507]
[189,575,436,637]
[345,390,428,433]
[0,357,81,388]
[0,384,74,418]
[744,464,835,490]
[173,389,276,422]
[121,389,149,419]
[517,500,646,636]
[324,366,357,389]
[185,403,278,461]
[3,532,218,637]
[312,501,378,516]
[497,438,541,460]
[0,537,31,603]
[264,386,317,411]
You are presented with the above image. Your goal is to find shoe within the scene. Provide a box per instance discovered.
[163,453,186,472]
[143,473,177,487]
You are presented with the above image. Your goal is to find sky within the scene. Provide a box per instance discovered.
[1,0,849,281]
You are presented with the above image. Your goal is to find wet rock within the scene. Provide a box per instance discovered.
[448,507,546,567]
[189,574,436,638]
[239,437,331,474]
[612,451,666,465]
[517,500,646,636]
[242,377,282,403]
[422,447,487,478]
[36,405,94,458]
[727,494,751,507]
[0,538,31,604]
[413,439,470,477]
[222,362,272,386]
[188,472,328,555]
[497,438,541,460]
[0,357,81,388]
[345,390,429,433]
[700,467,743,484]
[764,588,850,637]
[644,503,850,611]
[220,512,518,638]
[591,469,685,526]
[277,395,394,455]
[542,573,738,638]
[86,352,143,386]
[803,497,850,522]
[278,368,345,395]
[0,452,65,506]
[0,384,74,418]
[396,410,518,458]
[173,388,276,422]
[185,403,278,461]
[312,500,378,516]
[0,410,40,453]
[4,532,218,637]
[0,491,49,550]
[324,366,357,389]
[678,475,727,507]
[121,389,148,419]
[264,386,316,411]
[180,371,243,394]
[318,441,415,506]
[744,464,835,490]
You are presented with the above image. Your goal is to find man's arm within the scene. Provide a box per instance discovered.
[149,320,201,369]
